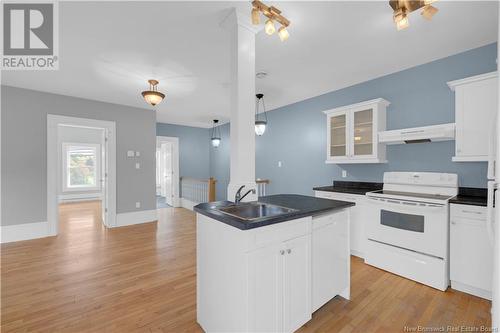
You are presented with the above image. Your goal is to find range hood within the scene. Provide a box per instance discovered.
[378,123,455,145]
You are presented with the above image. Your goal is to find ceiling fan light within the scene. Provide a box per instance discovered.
[421,5,438,20]
[278,26,289,41]
[265,19,276,35]
[251,8,260,25]
[255,120,267,136]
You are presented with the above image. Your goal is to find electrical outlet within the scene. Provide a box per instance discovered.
[342,170,347,178]
[136,202,141,208]
[278,161,282,168]
[127,150,135,157]
[135,151,140,157]
[135,163,140,169]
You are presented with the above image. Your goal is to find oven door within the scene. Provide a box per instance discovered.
[365,196,448,258]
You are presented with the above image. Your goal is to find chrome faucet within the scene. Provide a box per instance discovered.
[234,185,256,204]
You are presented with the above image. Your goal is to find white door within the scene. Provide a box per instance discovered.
[247,243,284,333]
[283,235,311,333]
[350,108,375,159]
[312,221,336,312]
[101,130,108,226]
[164,143,173,206]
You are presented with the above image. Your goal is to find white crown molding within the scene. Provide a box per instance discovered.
[447,71,497,91]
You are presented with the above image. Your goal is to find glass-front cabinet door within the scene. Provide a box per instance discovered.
[352,108,374,157]
[324,98,389,164]
[329,112,348,158]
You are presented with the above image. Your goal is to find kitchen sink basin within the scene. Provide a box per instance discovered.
[217,202,298,221]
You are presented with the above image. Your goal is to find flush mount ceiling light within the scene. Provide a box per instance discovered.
[251,0,290,42]
[211,120,221,148]
[255,93,268,136]
[389,0,439,31]
[141,79,165,106]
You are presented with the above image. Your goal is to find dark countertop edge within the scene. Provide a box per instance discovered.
[313,186,376,195]
[194,194,355,230]
[449,196,487,207]
[313,181,383,195]
[449,187,488,207]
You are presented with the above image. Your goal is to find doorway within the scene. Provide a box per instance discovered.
[47,115,116,236]
[156,136,180,208]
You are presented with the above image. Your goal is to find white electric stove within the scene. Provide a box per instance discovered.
[365,172,458,291]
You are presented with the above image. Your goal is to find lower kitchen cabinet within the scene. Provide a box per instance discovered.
[248,234,311,333]
[315,191,369,258]
[450,204,493,299]
[312,209,350,312]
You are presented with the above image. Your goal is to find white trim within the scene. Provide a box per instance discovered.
[157,136,181,207]
[58,192,102,203]
[323,98,390,115]
[350,249,364,259]
[451,280,492,300]
[452,155,488,162]
[181,198,198,211]
[1,222,50,243]
[115,210,158,227]
[447,71,497,91]
[48,115,117,235]
[325,158,388,164]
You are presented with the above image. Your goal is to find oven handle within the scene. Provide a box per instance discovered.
[365,196,445,211]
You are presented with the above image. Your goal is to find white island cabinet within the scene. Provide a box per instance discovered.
[197,209,350,333]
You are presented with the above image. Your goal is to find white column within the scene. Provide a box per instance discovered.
[221,9,261,202]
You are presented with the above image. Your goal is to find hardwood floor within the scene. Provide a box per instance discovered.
[1,201,491,332]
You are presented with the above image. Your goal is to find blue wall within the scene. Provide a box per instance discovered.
[156,123,210,179]
[210,43,497,200]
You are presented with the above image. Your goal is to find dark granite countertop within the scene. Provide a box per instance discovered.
[194,194,355,230]
[313,181,383,196]
[449,187,488,207]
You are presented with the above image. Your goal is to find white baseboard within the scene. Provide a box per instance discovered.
[351,249,364,259]
[1,221,50,243]
[116,209,158,227]
[59,192,102,203]
[181,198,199,211]
[451,280,492,300]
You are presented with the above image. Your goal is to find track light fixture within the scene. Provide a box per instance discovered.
[251,0,290,42]
[389,0,439,31]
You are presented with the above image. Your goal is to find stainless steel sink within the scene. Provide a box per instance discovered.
[217,202,298,221]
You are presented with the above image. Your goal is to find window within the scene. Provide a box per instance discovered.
[63,143,101,191]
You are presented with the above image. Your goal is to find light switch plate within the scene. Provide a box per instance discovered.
[127,150,135,157]
[135,163,140,169]
[135,151,140,157]
[136,202,141,208]
[278,161,282,168]
[342,170,347,178]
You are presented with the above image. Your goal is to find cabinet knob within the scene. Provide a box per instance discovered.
[280,250,285,255]
[287,249,291,254]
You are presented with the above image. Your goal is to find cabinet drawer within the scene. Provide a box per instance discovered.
[248,217,312,250]
[450,204,486,220]
[312,209,348,230]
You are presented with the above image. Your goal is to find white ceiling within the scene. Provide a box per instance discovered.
[2,1,498,128]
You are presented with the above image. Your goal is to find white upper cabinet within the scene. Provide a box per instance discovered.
[324,98,390,164]
[448,72,498,162]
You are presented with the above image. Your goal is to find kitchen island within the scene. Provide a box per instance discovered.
[194,194,354,333]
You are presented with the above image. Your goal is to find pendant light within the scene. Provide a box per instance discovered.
[255,94,268,136]
[211,120,221,148]
[141,79,165,106]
